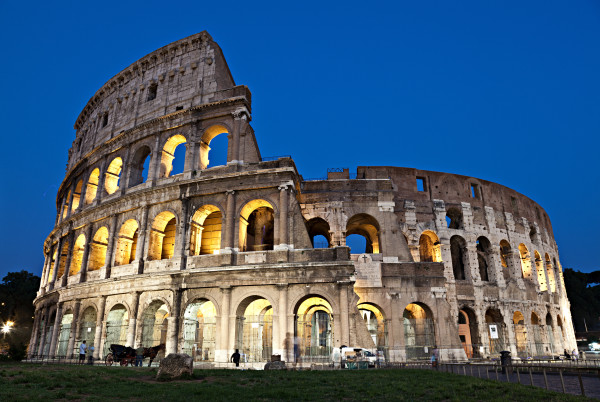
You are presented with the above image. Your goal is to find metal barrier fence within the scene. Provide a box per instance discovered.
[22,354,162,367]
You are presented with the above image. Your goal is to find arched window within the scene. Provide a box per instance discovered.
[513,311,527,358]
[476,236,492,282]
[56,238,71,280]
[518,244,532,280]
[419,231,441,262]
[499,240,512,280]
[450,235,467,280]
[458,308,479,358]
[295,296,333,361]
[446,207,463,229]
[71,180,83,212]
[114,219,139,266]
[485,309,506,354]
[358,303,388,356]
[89,227,109,271]
[160,135,187,178]
[403,303,435,360]
[182,300,217,362]
[128,146,151,188]
[69,234,86,275]
[236,297,273,362]
[346,214,380,254]
[141,300,169,349]
[149,212,177,260]
[190,205,222,255]
[104,157,123,195]
[103,304,129,356]
[534,250,547,291]
[62,190,71,219]
[307,218,331,248]
[85,168,100,204]
[200,125,229,169]
[239,200,274,252]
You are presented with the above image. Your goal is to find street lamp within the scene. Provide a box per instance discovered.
[2,321,14,337]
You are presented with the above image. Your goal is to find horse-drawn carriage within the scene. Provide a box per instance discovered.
[105,344,165,367]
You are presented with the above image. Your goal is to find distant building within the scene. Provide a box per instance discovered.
[30,32,576,365]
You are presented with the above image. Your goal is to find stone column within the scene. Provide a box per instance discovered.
[216,286,231,362]
[61,232,75,287]
[277,185,289,249]
[126,292,141,347]
[49,303,64,358]
[175,199,189,268]
[36,306,50,356]
[28,311,41,357]
[49,236,65,290]
[338,281,351,346]
[119,146,132,196]
[147,135,162,185]
[103,214,119,279]
[222,190,236,252]
[66,181,77,219]
[67,301,81,359]
[79,225,94,283]
[41,252,51,288]
[274,284,288,357]
[465,244,480,283]
[93,297,106,359]
[94,157,109,206]
[165,289,182,354]
[388,292,405,362]
[230,108,248,164]
[135,206,150,274]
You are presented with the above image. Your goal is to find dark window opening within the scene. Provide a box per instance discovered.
[416,177,425,192]
[175,106,183,111]
[511,196,518,213]
[147,83,158,101]
[470,183,481,199]
[102,113,109,128]
[446,207,463,230]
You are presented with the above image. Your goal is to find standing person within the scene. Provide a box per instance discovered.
[88,345,95,365]
[572,349,579,361]
[564,349,571,360]
[135,345,144,367]
[79,340,87,364]
[430,346,439,369]
[231,349,241,367]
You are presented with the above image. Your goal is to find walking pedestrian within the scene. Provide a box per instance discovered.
[135,345,144,367]
[231,349,241,367]
[79,340,87,364]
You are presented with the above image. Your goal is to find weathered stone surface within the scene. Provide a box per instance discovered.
[264,361,286,370]
[157,353,193,379]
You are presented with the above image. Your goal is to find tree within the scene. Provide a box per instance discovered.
[563,268,600,333]
[0,270,40,359]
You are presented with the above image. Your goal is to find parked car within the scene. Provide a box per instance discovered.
[331,347,385,367]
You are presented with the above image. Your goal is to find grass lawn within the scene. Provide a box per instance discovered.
[0,362,589,401]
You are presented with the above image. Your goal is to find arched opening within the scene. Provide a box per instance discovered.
[403,303,435,360]
[71,180,83,212]
[43,311,56,355]
[294,296,334,362]
[358,303,387,358]
[235,297,273,363]
[239,200,274,252]
[104,157,123,195]
[419,231,441,262]
[128,146,152,188]
[545,254,556,293]
[545,313,555,355]
[189,205,222,255]
[148,211,176,260]
[446,207,463,229]
[346,234,366,254]
[85,168,100,205]
[534,251,547,291]
[346,214,380,254]
[88,227,109,271]
[458,308,479,358]
[103,304,129,354]
[56,238,71,280]
[557,315,565,349]
[182,300,217,362]
[513,311,528,358]
[499,240,512,280]
[450,235,467,280]
[160,134,187,178]
[56,310,73,356]
[518,244,532,280]
[485,308,506,355]
[200,125,229,169]
[47,246,58,284]
[69,234,86,275]
[79,307,97,349]
[62,190,71,219]
[476,236,492,282]
[141,301,169,352]
[531,312,544,357]
[114,219,139,266]
[306,218,331,248]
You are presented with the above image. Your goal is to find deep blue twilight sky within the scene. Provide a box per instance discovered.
[0,1,598,280]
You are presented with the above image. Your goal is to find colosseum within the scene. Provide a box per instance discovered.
[29,31,576,367]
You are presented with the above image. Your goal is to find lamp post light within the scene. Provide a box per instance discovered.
[2,321,14,338]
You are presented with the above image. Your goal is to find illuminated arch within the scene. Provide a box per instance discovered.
[69,234,86,275]
[71,180,83,212]
[239,199,275,252]
[190,205,222,255]
[104,157,123,195]
[419,230,441,262]
[200,124,230,169]
[114,219,139,266]
[235,296,274,362]
[357,302,387,351]
[148,211,177,260]
[160,134,187,178]
[534,250,547,291]
[128,145,151,187]
[518,244,532,280]
[89,227,109,271]
[295,295,334,361]
[513,311,528,357]
[499,240,512,280]
[307,217,331,248]
[346,213,380,254]
[182,299,217,361]
[403,302,435,360]
[85,168,100,204]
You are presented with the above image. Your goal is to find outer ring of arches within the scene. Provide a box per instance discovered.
[288,290,339,317]
[181,293,222,318]
[231,289,278,317]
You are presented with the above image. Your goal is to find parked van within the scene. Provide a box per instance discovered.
[331,347,384,367]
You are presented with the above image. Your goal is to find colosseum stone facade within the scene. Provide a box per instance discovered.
[29,31,576,366]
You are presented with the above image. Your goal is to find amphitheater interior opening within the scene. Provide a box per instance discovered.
[450,235,467,280]
[182,299,217,362]
[69,234,86,276]
[103,304,129,354]
[239,200,274,252]
[513,311,528,358]
[295,296,333,361]
[346,214,380,254]
[42,311,56,355]
[160,134,187,178]
[128,146,151,188]
[56,239,71,280]
[358,303,387,355]
[114,219,139,266]
[519,243,532,280]
[141,301,169,350]
[71,180,83,213]
[534,251,547,292]
[236,297,273,363]
[419,231,441,262]
[446,207,463,229]
[476,236,492,282]
[485,309,505,355]
[56,310,73,356]
[458,308,479,358]
[545,313,555,354]
[79,307,97,349]
[200,125,229,169]
[149,211,177,260]
[89,227,109,271]
[104,157,123,195]
[499,240,512,280]
[307,218,331,249]
[190,205,222,255]
[62,190,71,219]
[85,168,100,204]
[403,303,435,361]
